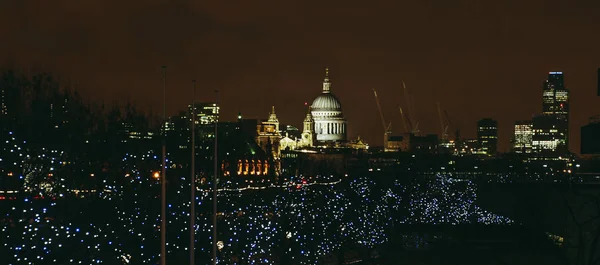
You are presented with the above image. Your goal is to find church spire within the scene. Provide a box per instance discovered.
[322,67,331,94]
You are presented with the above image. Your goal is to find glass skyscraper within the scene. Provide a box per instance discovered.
[542,72,569,119]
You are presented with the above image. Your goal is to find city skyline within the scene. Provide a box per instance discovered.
[4,2,600,265]
[2,1,600,153]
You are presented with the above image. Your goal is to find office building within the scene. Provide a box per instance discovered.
[539,72,569,153]
[532,115,566,157]
[477,118,498,155]
[513,121,533,154]
[188,102,219,125]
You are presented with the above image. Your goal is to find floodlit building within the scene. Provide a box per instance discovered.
[310,68,348,144]
[297,106,316,149]
[255,68,369,157]
[256,106,282,158]
[384,135,407,152]
[347,136,369,150]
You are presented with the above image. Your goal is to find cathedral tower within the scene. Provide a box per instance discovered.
[299,106,315,147]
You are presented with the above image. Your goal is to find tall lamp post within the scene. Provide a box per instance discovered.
[160,66,167,265]
[212,89,219,265]
[190,80,196,265]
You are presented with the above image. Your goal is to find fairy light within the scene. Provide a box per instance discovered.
[1,130,514,264]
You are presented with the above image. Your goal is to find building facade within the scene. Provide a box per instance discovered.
[513,120,533,154]
[256,106,282,158]
[532,115,566,157]
[254,68,366,157]
[188,102,219,125]
[298,106,316,148]
[477,118,498,155]
[536,71,569,154]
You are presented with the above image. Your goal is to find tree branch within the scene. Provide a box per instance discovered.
[563,191,582,228]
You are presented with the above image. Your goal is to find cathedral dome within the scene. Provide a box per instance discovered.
[311,93,342,111]
[309,67,347,143]
[310,67,343,112]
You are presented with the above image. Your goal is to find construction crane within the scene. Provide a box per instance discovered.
[399,106,410,133]
[444,109,461,153]
[373,88,392,148]
[437,102,448,142]
[398,106,412,133]
[444,110,453,140]
[402,81,420,136]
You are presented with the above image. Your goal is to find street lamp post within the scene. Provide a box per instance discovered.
[212,90,219,265]
[160,65,167,265]
[190,80,196,265]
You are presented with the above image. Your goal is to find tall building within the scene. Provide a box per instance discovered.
[477,118,498,155]
[513,120,533,154]
[310,68,347,143]
[581,115,600,155]
[538,71,569,153]
[542,72,569,117]
[188,102,219,125]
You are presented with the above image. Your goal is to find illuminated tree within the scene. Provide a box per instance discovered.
[345,176,390,262]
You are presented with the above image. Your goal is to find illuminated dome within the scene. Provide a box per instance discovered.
[311,93,342,111]
[309,68,347,143]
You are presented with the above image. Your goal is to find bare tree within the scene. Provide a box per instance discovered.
[562,186,600,265]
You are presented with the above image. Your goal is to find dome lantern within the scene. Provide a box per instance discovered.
[322,67,331,94]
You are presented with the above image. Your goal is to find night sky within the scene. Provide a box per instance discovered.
[2,0,600,153]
